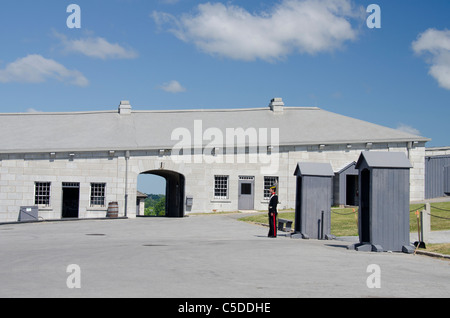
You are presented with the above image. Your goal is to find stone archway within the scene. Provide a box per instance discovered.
[140,169,185,218]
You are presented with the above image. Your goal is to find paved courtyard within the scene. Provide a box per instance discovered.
[0,214,448,298]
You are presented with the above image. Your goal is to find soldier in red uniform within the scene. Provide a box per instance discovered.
[268,186,278,238]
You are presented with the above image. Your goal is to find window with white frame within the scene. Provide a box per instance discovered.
[90,183,106,207]
[214,175,229,199]
[264,176,279,199]
[35,182,51,206]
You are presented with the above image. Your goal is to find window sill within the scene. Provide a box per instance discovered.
[210,199,231,203]
[37,206,53,211]
[87,206,107,211]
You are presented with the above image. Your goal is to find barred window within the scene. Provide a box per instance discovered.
[35,182,51,206]
[214,175,229,199]
[90,183,106,206]
[264,176,279,199]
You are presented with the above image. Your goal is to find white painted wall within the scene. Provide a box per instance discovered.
[0,142,426,222]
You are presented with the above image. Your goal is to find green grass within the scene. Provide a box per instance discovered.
[330,208,359,236]
[411,202,450,231]
[238,202,450,256]
[238,202,450,237]
[420,243,450,256]
[238,211,291,225]
[238,208,359,236]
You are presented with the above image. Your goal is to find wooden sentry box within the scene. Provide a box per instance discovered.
[292,162,334,240]
[350,152,414,253]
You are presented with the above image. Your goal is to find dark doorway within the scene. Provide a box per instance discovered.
[360,169,370,243]
[295,177,302,233]
[140,170,185,218]
[445,166,450,195]
[62,182,80,218]
[346,175,359,206]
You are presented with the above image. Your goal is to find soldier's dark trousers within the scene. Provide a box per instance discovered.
[268,213,277,237]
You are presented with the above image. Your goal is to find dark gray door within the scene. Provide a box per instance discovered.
[346,175,359,206]
[238,176,254,210]
[444,166,450,195]
[360,169,371,243]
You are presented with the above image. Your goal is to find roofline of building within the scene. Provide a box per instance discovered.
[0,106,320,116]
[0,137,430,155]
[425,146,450,151]
[0,99,431,154]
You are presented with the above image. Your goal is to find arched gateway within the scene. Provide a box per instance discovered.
[140,170,185,218]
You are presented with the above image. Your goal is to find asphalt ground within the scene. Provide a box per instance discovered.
[0,214,448,298]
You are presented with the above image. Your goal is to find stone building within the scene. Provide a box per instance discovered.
[0,98,429,222]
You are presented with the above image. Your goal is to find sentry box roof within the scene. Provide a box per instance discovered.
[293,162,335,177]
[355,151,413,169]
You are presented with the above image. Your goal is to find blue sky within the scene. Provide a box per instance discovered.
[0,0,449,193]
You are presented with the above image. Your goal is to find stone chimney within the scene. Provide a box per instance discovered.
[118,100,132,115]
[269,97,284,112]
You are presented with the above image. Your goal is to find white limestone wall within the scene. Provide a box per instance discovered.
[128,142,425,214]
[408,144,426,202]
[0,152,128,222]
[0,142,426,222]
[425,147,450,156]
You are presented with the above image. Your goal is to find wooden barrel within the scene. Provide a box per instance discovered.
[106,202,119,218]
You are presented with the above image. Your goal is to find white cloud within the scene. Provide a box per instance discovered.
[412,28,450,90]
[396,123,421,136]
[152,0,361,61]
[158,80,187,93]
[55,32,138,60]
[26,108,42,113]
[0,54,89,86]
